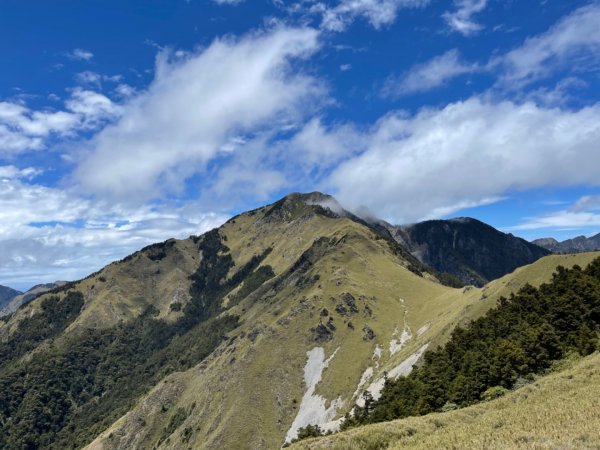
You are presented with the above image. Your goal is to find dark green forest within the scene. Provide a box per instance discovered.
[344,257,600,429]
[0,230,270,449]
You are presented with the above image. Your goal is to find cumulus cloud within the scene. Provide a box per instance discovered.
[495,3,600,87]
[382,49,478,97]
[0,90,119,155]
[443,0,487,36]
[313,0,430,32]
[326,97,600,223]
[73,26,325,200]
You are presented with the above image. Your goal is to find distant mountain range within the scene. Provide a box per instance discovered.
[0,282,66,317]
[533,233,600,254]
[0,285,21,310]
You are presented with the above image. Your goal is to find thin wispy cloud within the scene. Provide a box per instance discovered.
[508,194,600,232]
[494,3,600,87]
[66,48,94,60]
[311,0,430,32]
[382,49,479,97]
[443,0,487,36]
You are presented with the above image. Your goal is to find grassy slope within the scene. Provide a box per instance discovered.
[428,252,600,343]
[0,238,200,341]
[291,351,600,450]
[84,196,600,450]
[86,201,460,450]
[3,192,597,450]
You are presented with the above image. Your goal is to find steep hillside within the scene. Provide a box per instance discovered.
[388,218,550,286]
[534,232,600,253]
[0,193,595,450]
[0,282,66,317]
[84,233,597,447]
[290,351,600,450]
[0,285,20,310]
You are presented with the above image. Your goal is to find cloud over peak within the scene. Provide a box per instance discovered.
[327,97,600,223]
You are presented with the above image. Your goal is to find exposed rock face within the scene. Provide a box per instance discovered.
[314,322,333,342]
[362,325,375,341]
[341,293,359,313]
[386,218,550,287]
[533,233,600,253]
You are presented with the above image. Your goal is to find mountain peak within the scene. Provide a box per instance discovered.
[261,192,347,222]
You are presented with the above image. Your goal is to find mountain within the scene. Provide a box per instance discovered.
[0,192,596,450]
[0,282,67,317]
[385,217,551,287]
[0,285,21,310]
[533,232,600,253]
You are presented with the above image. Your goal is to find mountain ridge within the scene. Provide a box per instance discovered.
[0,282,66,317]
[0,192,596,449]
[0,285,21,309]
[533,232,600,253]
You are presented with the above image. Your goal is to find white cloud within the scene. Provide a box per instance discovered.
[0,101,79,154]
[114,83,137,98]
[0,174,226,289]
[314,0,430,32]
[382,49,478,96]
[0,90,119,155]
[75,71,102,85]
[282,117,363,169]
[75,71,123,86]
[443,0,487,36]
[212,0,244,4]
[0,165,41,180]
[67,48,94,60]
[495,3,600,87]
[524,77,588,107]
[571,195,600,213]
[508,211,600,233]
[65,88,121,127]
[73,26,325,200]
[508,194,600,233]
[326,97,600,223]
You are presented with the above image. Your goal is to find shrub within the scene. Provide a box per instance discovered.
[481,386,509,401]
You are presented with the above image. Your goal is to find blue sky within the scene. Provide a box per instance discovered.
[1,0,600,290]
